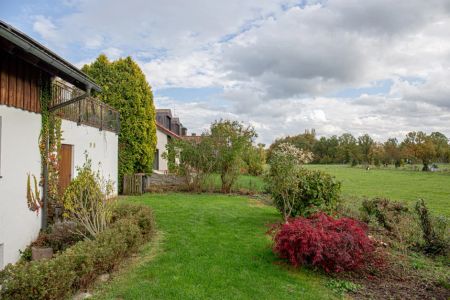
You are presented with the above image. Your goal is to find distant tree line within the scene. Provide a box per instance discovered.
[268,129,450,171]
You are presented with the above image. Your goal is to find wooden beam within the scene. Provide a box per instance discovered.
[48,92,87,112]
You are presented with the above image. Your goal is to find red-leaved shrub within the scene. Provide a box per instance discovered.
[272,212,375,273]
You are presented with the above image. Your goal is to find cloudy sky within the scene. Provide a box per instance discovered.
[2,0,450,144]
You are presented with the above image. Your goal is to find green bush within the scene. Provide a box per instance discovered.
[111,203,155,238]
[243,145,265,176]
[361,197,421,251]
[361,198,409,231]
[62,157,115,238]
[271,167,341,218]
[0,203,154,300]
[415,199,449,256]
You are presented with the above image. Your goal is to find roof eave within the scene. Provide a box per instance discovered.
[0,20,101,92]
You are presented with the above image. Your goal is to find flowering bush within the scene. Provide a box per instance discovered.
[272,213,374,273]
[265,143,314,222]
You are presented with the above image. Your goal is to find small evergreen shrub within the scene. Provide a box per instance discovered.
[0,203,154,300]
[272,213,374,273]
[271,168,341,218]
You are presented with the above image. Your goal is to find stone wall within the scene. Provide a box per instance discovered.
[144,173,185,192]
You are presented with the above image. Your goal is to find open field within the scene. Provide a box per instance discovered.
[93,193,335,300]
[209,165,449,217]
[304,164,450,217]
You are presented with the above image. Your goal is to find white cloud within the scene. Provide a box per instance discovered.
[102,47,123,60]
[32,15,58,42]
[140,48,226,89]
[26,0,450,143]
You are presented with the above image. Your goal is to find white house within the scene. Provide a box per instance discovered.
[0,21,119,269]
[154,109,187,173]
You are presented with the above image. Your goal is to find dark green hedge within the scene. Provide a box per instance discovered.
[0,203,155,300]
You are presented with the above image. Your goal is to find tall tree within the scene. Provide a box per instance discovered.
[337,133,359,164]
[401,131,436,171]
[209,120,257,193]
[429,132,449,162]
[383,138,402,166]
[82,55,157,190]
[358,134,375,164]
[268,129,317,160]
[313,135,339,163]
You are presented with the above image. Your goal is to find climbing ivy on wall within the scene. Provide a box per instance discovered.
[38,78,62,219]
[82,55,157,192]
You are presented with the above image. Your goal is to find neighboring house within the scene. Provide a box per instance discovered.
[154,109,187,173]
[0,21,119,269]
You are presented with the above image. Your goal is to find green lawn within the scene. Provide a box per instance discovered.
[93,193,335,299]
[209,174,266,193]
[304,165,450,217]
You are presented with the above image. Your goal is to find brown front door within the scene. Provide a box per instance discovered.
[59,144,73,196]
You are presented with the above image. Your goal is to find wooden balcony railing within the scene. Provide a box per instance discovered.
[50,81,120,133]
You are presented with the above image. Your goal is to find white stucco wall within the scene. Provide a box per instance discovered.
[61,119,118,194]
[0,110,118,270]
[156,128,169,172]
[0,105,42,269]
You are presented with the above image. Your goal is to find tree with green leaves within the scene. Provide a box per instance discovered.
[336,133,359,164]
[209,120,257,193]
[243,143,266,176]
[358,134,375,165]
[401,131,436,171]
[429,132,449,163]
[383,138,402,166]
[267,129,316,161]
[82,55,157,191]
[165,136,215,192]
[313,135,339,163]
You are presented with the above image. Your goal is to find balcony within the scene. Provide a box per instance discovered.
[50,81,120,133]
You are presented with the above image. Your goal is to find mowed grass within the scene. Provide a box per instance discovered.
[209,174,265,192]
[304,164,450,217]
[92,193,335,300]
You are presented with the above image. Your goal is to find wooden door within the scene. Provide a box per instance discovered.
[59,144,73,195]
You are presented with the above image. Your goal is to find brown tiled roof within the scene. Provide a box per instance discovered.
[156,123,181,139]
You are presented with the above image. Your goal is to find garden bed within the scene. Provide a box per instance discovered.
[0,203,155,300]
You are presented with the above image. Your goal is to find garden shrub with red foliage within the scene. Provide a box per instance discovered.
[272,212,375,273]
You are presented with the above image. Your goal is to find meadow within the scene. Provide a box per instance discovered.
[303,164,450,217]
[211,164,449,217]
